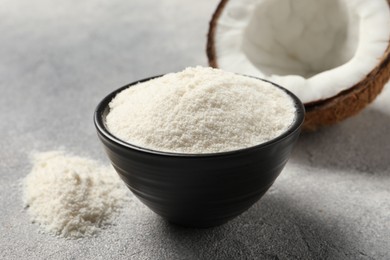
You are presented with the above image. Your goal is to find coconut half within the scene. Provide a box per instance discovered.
[207,0,390,130]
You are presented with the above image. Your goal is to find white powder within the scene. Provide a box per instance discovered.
[23,151,130,239]
[106,66,296,154]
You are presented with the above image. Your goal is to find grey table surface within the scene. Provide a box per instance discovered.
[1,0,390,259]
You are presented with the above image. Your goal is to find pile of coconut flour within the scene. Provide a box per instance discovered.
[23,151,130,239]
[106,66,296,154]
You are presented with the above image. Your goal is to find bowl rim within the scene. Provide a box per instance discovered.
[94,74,305,158]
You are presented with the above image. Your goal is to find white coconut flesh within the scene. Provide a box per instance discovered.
[213,0,390,104]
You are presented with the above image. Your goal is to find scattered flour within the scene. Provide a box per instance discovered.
[22,151,130,239]
[106,66,296,153]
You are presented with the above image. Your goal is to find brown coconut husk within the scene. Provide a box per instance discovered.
[207,0,390,131]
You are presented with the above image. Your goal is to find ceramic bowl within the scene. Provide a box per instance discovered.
[94,76,304,227]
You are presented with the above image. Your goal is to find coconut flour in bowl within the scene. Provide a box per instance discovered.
[106,66,297,154]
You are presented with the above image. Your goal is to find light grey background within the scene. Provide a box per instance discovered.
[1,0,389,259]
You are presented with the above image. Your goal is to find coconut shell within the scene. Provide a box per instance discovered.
[207,0,390,131]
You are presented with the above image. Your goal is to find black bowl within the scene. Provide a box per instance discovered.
[94,76,305,228]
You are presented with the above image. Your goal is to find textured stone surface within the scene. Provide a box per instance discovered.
[1,0,389,259]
